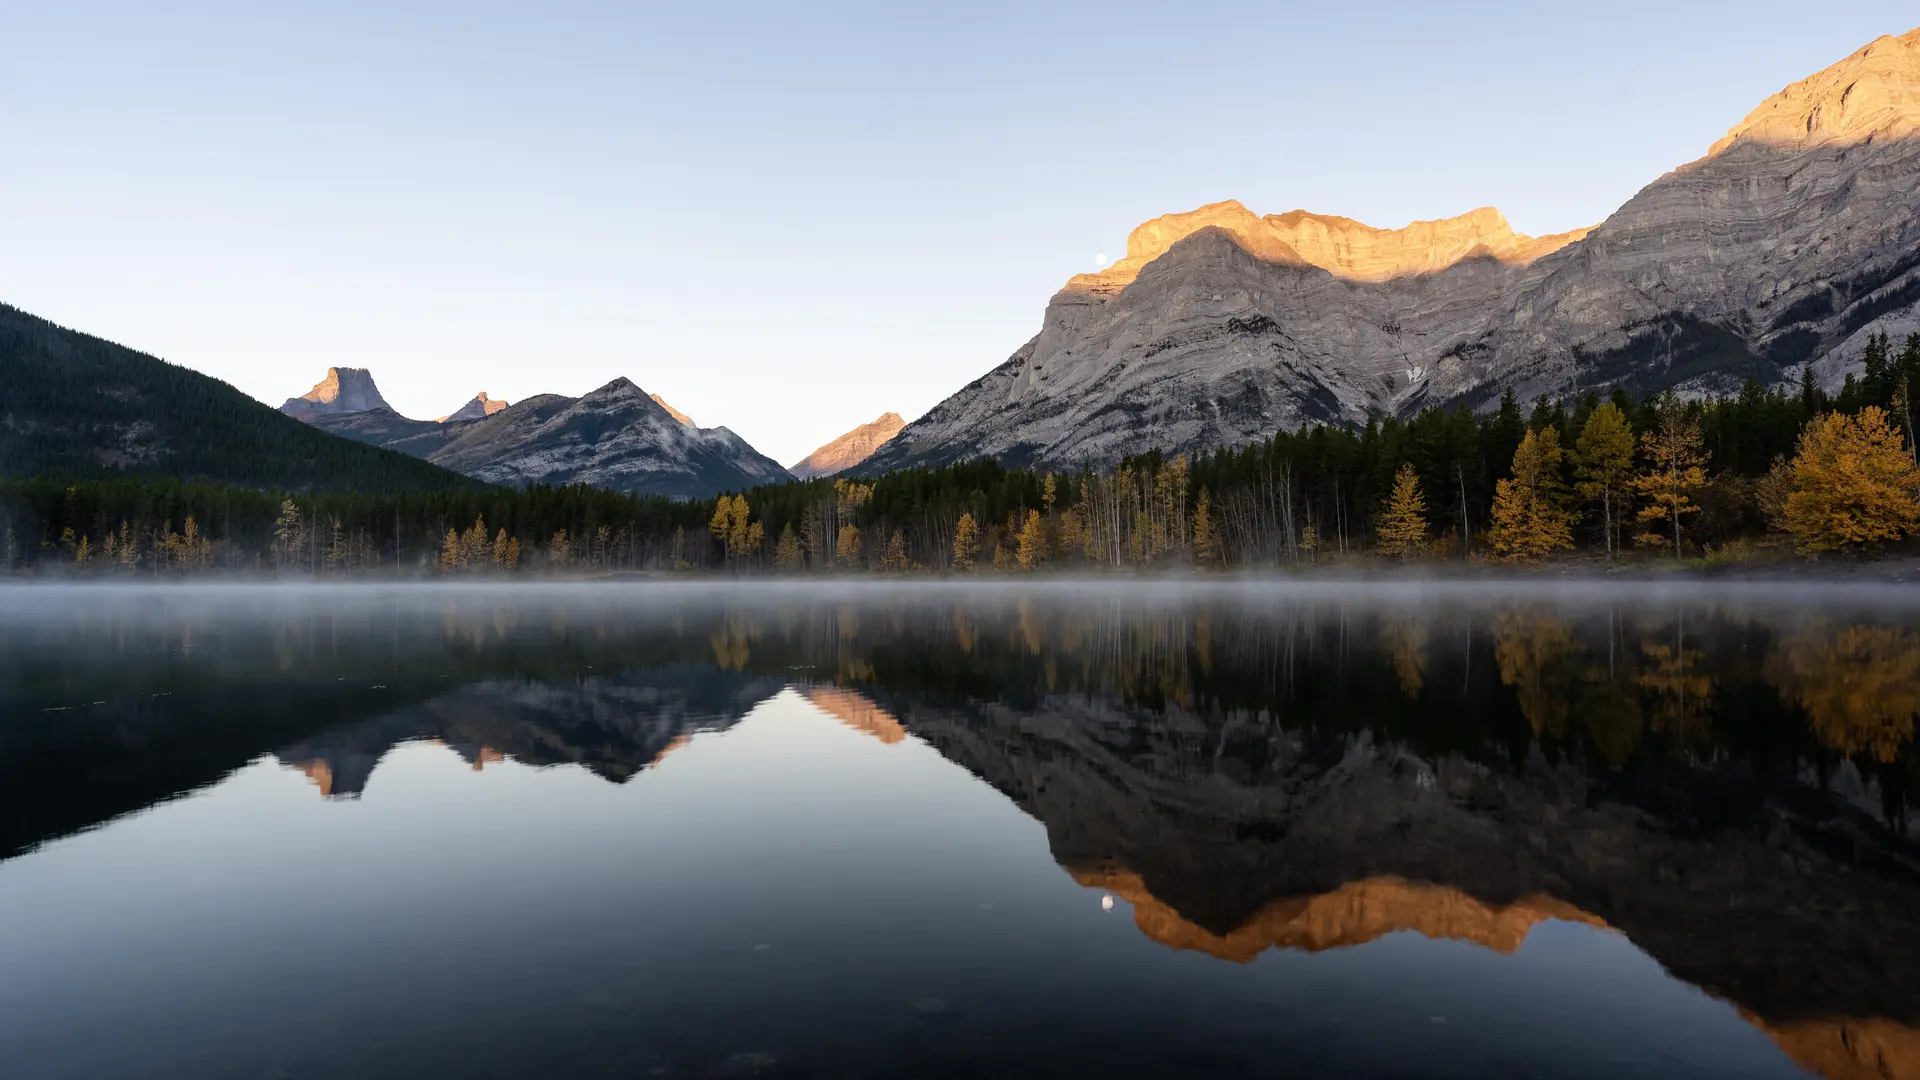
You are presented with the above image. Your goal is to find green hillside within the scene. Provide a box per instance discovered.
[0,302,481,493]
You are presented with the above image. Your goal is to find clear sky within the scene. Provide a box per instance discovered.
[3,3,1915,465]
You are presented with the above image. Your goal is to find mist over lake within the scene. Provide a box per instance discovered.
[1,580,1915,1079]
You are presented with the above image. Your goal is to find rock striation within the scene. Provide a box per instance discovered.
[868,28,1920,472]
[280,367,393,418]
[789,412,906,479]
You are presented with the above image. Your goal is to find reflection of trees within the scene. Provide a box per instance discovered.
[1637,620,1714,745]
[1494,609,1577,737]
[1768,625,1920,763]
[1380,617,1428,700]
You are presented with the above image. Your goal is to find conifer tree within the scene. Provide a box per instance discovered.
[952,512,980,571]
[1782,406,1920,555]
[1489,428,1573,561]
[1573,402,1636,558]
[1375,464,1429,558]
[1633,408,1708,557]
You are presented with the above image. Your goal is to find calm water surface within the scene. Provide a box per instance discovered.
[1,581,1917,1079]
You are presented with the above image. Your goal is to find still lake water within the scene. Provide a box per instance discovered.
[1,580,1917,1079]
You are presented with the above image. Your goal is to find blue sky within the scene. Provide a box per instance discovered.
[3,2,1915,464]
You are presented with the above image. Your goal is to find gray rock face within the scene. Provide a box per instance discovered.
[870,28,1920,472]
[279,367,393,418]
[790,411,906,479]
[424,378,793,498]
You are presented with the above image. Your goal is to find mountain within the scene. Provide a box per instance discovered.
[282,369,790,498]
[424,377,792,497]
[437,392,508,423]
[867,28,1920,472]
[0,303,478,492]
[650,394,694,426]
[790,411,906,479]
[280,367,393,418]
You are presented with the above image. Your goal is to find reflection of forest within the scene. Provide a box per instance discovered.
[3,592,1919,1079]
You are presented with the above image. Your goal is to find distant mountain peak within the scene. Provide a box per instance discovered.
[789,412,907,479]
[436,392,508,424]
[650,394,695,426]
[281,367,393,418]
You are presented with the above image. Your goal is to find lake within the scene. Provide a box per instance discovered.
[0,580,1916,1079]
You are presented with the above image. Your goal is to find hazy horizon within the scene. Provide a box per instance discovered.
[4,3,1916,464]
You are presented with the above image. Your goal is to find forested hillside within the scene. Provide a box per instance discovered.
[0,303,480,493]
[5,333,1918,575]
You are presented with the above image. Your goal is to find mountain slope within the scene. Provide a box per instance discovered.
[424,378,792,497]
[869,28,1920,472]
[790,412,905,479]
[0,303,480,492]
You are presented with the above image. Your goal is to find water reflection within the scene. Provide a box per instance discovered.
[1,583,1917,1079]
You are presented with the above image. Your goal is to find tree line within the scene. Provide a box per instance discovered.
[4,333,1919,575]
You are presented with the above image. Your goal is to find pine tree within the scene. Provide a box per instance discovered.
[952,512,980,571]
[1488,428,1573,561]
[1375,464,1429,558]
[1573,402,1636,559]
[1633,407,1707,557]
[1782,406,1920,555]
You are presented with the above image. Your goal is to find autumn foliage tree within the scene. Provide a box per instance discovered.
[1375,463,1428,558]
[1489,429,1573,561]
[1781,406,1920,555]
[952,512,980,571]
[1574,402,1636,559]
[1633,408,1707,557]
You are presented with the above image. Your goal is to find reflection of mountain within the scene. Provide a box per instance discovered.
[878,689,1920,1078]
[1074,869,1605,963]
[799,686,907,744]
[276,666,786,797]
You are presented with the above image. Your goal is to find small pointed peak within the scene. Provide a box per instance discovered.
[650,393,695,426]
[282,366,391,416]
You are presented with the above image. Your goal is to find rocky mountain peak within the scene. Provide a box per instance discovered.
[789,411,907,479]
[437,392,508,424]
[1710,28,1920,156]
[650,394,695,426]
[280,367,393,417]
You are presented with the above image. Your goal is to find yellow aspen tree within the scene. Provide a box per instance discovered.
[1574,402,1636,559]
[952,512,980,570]
[1633,410,1707,557]
[1489,428,1574,561]
[440,529,463,572]
[74,535,92,566]
[835,524,862,566]
[1042,473,1057,516]
[1016,509,1047,571]
[884,530,909,571]
[548,529,571,568]
[492,528,512,567]
[1782,406,1920,554]
[774,523,804,570]
[1375,463,1429,558]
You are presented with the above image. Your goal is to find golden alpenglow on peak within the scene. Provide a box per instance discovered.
[1065,199,1593,295]
[1709,27,1920,156]
[789,412,907,479]
[650,394,694,426]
